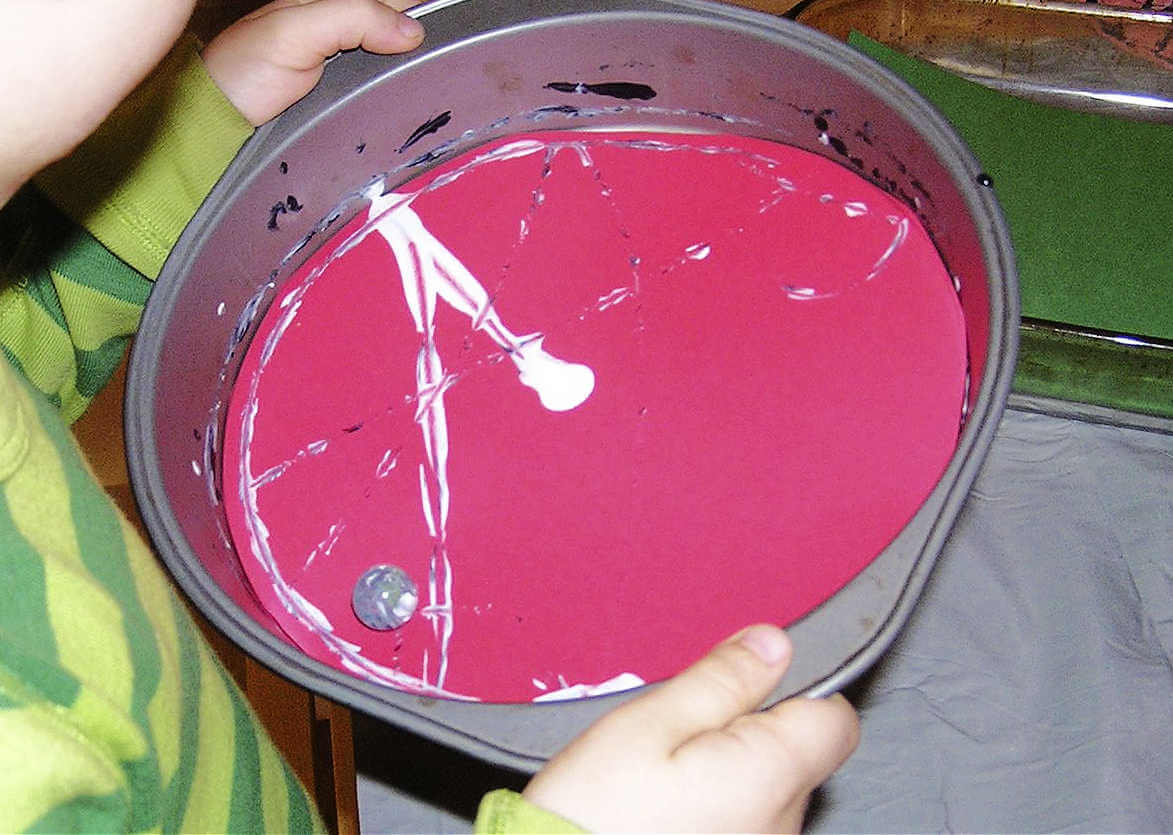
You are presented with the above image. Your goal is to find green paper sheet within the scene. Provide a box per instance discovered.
[849,32,1173,343]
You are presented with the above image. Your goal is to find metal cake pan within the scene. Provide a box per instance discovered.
[126,0,1018,770]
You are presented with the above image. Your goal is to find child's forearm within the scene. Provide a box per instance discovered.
[0,36,253,422]
[0,358,324,834]
[0,186,149,422]
[35,34,254,281]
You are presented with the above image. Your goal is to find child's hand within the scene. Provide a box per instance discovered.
[523,625,859,833]
[0,0,196,205]
[201,0,425,126]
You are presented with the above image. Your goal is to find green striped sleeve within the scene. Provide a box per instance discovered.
[0,358,322,832]
[0,34,252,426]
[222,662,268,833]
[0,186,146,423]
[475,789,585,834]
[58,401,164,830]
[0,504,73,707]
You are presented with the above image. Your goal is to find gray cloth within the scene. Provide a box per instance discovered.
[357,408,1173,833]
[809,409,1173,833]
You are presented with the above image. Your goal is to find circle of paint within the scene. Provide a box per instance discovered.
[352,564,420,630]
[222,131,968,703]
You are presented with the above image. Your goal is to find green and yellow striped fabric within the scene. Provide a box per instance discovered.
[0,34,254,427]
[0,34,321,831]
[0,361,321,832]
[0,31,570,835]
[0,187,149,424]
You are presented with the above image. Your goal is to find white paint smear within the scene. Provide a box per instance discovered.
[532,672,646,702]
[231,132,915,700]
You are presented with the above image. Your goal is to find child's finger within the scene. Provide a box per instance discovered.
[246,0,424,67]
[607,624,794,750]
[377,0,422,11]
[241,0,420,24]
[202,0,426,124]
[744,692,861,793]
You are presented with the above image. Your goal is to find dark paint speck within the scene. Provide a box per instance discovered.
[544,80,656,101]
[406,148,450,168]
[534,104,580,116]
[398,111,453,153]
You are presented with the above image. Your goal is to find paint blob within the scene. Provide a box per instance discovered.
[222,131,968,703]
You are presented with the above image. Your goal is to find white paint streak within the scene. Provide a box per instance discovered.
[371,198,596,412]
[360,183,597,689]
[304,520,345,570]
[233,241,479,700]
[287,587,333,632]
[418,464,438,539]
[866,217,910,281]
[595,286,634,311]
[376,448,400,478]
[249,437,333,489]
[785,209,911,302]
[532,672,646,702]
[512,336,595,411]
[232,132,917,700]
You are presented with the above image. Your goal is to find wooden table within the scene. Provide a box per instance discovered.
[73,351,359,835]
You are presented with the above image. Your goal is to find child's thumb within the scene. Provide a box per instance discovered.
[616,625,794,749]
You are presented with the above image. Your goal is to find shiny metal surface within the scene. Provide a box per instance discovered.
[796,0,1173,121]
[127,0,1017,769]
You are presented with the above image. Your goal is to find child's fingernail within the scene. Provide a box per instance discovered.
[739,625,791,666]
[397,14,424,39]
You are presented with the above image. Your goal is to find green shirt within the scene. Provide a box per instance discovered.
[0,36,323,834]
[0,33,578,835]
